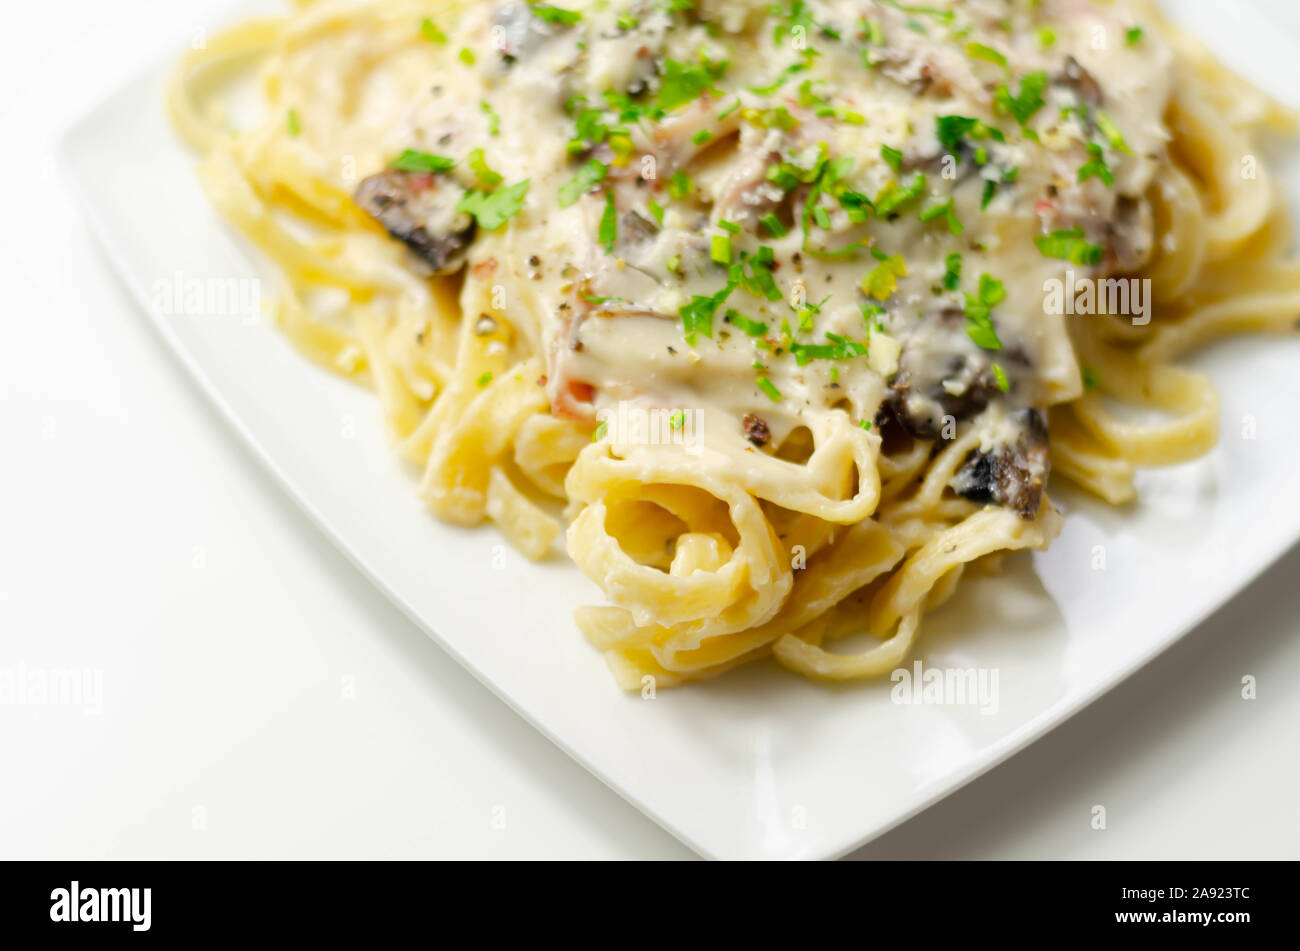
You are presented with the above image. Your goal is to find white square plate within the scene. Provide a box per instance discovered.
[61,0,1300,859]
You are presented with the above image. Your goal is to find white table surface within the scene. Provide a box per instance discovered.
[3,0,1298,860]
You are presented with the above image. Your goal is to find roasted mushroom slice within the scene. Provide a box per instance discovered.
[951,408,1050,520]
[354,168,475,275]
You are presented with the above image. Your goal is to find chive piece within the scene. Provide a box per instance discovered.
[981,179,997,209]
[476,371,493,387]
[942,252,963,291]
[468,148,503,186]
[1095,111,1132,154]
[480,100,501,136]
[458,47,476,65]
[992,363,1010,392]
[286,108,300,137]
[756,376,782,401]
[881,144,904,173]
[647,200,665,224]
[760,213,787,237]
[599,191,618,253]
[591,420,608,442]
[710,234,733,265]
[1125,26,1144,46]
[420,18,447,43]
[966,42,1008,68]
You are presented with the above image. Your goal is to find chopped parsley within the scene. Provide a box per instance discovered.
[456,179,530,230]
[942,252,963,291]
[1035,228,1104,266]
[480,100,501,136]
[964,274,1006,350]
[558,159,607,206]
[1126,26,1144,46]
[919,197,964,235]
[874,173,927,217]
[667,170,693,199]
[994,71,1049,126]
[475,371,493,387]
[862,253,907,301]
[992,363,1010,392]
[966,42,1007,69]
[790,333,869,366]
[531,5,582,27]
[389,149,455,173]
[599,191,618,253]
[468,148,502,186]
[935,115,1004,155]
[1078,143,1114,185]
[658,58,724,112]
[420,17,447,43]
[724,309,768,337]
[679,282,736,343]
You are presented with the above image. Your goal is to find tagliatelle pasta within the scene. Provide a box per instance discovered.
[170,0,1300,689]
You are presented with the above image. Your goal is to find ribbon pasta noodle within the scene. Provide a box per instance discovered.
[171,0,1300,689]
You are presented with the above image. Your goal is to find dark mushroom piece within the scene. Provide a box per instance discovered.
[353,168,475,275]
[491,1,551,64]
[951,408,1050,520]
[1057,55,1102,108]
[882,308,1005,439]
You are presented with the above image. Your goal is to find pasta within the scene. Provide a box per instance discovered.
[170,0,1300,689]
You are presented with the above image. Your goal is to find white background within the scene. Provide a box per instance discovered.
[2,0,1299,860]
